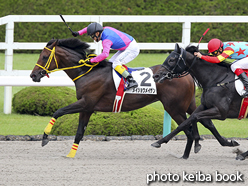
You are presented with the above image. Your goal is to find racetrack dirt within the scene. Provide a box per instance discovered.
[0,139,248,186]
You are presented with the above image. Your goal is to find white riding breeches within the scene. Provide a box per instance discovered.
[109,39,140,69]
[231,57,248,72]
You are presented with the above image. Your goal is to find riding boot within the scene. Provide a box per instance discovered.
[125,74,138,90]
[114,65,138,90]
[238,72,248,98]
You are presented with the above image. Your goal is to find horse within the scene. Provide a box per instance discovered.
[152,43,242,159]
[30,38,201,159]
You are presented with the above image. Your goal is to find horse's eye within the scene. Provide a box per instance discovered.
[168,58,175,64]
[42,56,49,62]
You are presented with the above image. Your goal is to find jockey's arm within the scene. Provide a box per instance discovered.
[78,27,87,35]
[90,39,113,63]
[201,47,234,63]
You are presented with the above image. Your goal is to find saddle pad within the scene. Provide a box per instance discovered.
[235,75,247,96]
[238,98,248,119]
[235,73,248,119]
[112,67,157,95]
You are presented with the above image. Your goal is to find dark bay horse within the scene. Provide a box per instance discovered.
[153,43,242,159]
[30,38,201,159]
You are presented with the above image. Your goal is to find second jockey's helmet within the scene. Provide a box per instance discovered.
[87,23,103,36]
[208,38,223,53]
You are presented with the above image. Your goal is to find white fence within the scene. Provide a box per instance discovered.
[1,15,248,114]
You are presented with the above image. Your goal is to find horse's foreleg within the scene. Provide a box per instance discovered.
[151,117,193,147]
[199,118,239,147]
[66,112,93,158]
[41,118,56,146]
[188,105,239,147]
[41,99,88,147]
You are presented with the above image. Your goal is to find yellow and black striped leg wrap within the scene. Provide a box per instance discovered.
[66,143,79,158]
[44,118,56,135]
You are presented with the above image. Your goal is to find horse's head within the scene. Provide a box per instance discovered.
[30,39,59,82]
[30,38,91,82]
[153,43,188,83]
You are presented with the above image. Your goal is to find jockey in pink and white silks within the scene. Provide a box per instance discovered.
[72,23,139,90]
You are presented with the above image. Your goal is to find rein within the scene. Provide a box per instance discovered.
[215,66,239,88]
[36,46,99,81]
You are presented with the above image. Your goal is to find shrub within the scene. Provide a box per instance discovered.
[51,106,177,136]
[12,86,77,116]
[195,88,203,107]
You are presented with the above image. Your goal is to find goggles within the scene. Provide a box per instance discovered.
[90,34,96,39]
[211,50,219,55]
[209,42,223,55]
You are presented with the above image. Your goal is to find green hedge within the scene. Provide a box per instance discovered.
[1,0,248,51]
[51,106,177,136]
[12,86,177,136]
[12,86,77,116]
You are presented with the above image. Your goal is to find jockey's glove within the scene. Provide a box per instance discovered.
[72,31,79,37]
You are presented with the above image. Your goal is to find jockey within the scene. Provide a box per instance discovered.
[194,38,248,98]
[72,22,139,90]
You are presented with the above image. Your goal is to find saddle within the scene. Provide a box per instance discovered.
[112,66,157,113]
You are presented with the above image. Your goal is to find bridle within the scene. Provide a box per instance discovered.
[36,46,99,81]
[161,48,197,80]
[160,47,237,88]
[36,47,58,74]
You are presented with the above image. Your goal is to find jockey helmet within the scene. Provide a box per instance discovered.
[208,38,223,53]
[87,23,103,36]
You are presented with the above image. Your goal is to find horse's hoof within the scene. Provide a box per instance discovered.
[194,144,202,153]
[151,142,161,148]
[41,139,49,147]
[231,140,240,147]
[236,154,245,161]
[181,155,189,160]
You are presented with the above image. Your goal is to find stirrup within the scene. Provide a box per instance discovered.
[126,81,138,90]
[242,91,248,98]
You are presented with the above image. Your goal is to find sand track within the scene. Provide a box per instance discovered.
[0,139,248,186]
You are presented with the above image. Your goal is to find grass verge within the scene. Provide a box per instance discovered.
[0,53,247,138]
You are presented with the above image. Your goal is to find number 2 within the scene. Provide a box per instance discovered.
[140,72,151,86]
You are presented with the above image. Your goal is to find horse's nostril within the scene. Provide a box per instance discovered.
[153,74,158,79]
[30,74,35,78]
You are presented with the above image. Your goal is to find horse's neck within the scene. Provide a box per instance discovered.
[64,61,112,83]
[59,57,84,81]
[187,55,230,88]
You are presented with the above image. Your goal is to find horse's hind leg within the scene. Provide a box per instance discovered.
[181,121,201,159]
[186,101,201,154]
[181,127,194,159]
[66,112,93,158]
[192,121,201,153]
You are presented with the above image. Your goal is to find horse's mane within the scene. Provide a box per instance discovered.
[47,38,90,56]
[47,38,108,67]
[185,44,231,68]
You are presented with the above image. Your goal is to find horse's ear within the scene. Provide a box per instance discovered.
[51,39,59,47]
[175,43,180,53]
